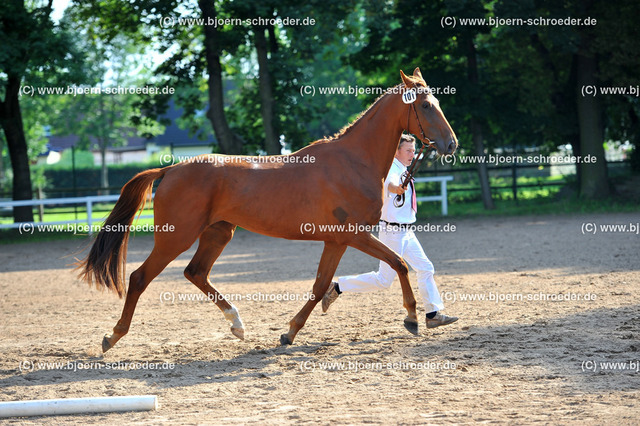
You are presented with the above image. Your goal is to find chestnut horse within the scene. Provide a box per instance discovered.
[77,68,457,352]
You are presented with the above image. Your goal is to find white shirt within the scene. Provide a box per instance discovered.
[381,158,416,224]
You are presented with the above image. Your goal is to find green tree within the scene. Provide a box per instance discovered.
[220,0,364,152]
[349,0,497,208]
[73,0,361,157]
[493,0,640,198]
[0,0,86,222]
[51,30,164,192]
[73,0,248,154]
[353,0,640,204]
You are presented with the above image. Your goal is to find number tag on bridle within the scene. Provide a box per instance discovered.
[402,89,417,104]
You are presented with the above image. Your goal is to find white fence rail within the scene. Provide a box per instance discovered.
[0,195,153,235]
[0,176,453,234]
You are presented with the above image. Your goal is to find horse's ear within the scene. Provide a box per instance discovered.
[400,70,414,87]
[413,67,423,80]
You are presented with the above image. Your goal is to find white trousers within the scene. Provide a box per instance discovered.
[338,226,445,313]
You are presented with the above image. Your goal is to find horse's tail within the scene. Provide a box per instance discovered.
[76,167,168,298]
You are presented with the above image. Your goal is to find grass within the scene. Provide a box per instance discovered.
[0,205,156,244]
[0,205,154,225]
[415,170,640,219]
[417,173,640,219]
[417,194,640,220]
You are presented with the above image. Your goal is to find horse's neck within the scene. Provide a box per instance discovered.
[339,94,405,180]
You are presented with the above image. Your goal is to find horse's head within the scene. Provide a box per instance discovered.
[400,68,458,156]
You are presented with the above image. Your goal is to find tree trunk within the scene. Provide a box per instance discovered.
[467,39,494,209]
[532,34,582,189]
[471,118,494,209]
[567,55,582,190]
[254,26,279,155]
[0,75,34,222]
[576,51,609,198]
[0,131,5,185]
[198,0,244,154]
[99,93,109,194]
[100,144,109,193]
[267,25,278,55]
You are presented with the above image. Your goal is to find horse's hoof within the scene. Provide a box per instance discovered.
[403,318,419,335]
[231,327,245,341]
[102,335,113,353]
[280,334,292,346]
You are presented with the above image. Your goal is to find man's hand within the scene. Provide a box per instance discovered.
[388,182,407,195]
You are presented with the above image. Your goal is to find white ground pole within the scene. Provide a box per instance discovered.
[0,395,158,418]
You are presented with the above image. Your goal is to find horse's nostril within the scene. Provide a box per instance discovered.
[446,141,456,155]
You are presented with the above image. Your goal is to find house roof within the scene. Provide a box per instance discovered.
[45,98,217,153]
[45,135,147,153]
[150,99,216,147]
[46,135,80,152]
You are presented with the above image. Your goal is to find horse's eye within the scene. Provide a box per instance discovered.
[422,101,430,109]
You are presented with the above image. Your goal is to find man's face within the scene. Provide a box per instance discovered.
[395,141,415,167]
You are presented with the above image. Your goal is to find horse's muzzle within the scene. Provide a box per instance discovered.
[446,139,457,155]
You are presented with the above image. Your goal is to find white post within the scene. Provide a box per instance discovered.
[0,395,157,418]
[441,179,448,216]
[87,198,93,235]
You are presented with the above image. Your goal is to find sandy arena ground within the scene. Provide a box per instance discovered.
[1,212,639,424]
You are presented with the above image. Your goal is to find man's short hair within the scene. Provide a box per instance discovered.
[398,134,416,150]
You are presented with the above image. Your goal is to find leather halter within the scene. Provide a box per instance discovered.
[398,90,437,193]
[406,92,437,151]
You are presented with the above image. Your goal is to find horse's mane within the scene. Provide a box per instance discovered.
[311,83,406,145]
[309,75,428,146]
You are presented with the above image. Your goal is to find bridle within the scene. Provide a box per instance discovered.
[394,88,438,207]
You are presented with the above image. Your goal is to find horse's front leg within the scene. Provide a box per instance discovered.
[347,232,419,334]
[280,242,347,345]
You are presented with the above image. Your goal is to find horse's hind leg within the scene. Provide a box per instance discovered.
[102,247,178,352]
[183,221,245,340]
[280,242,347,345]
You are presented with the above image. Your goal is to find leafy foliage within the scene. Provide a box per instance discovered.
[3,0,640,204]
